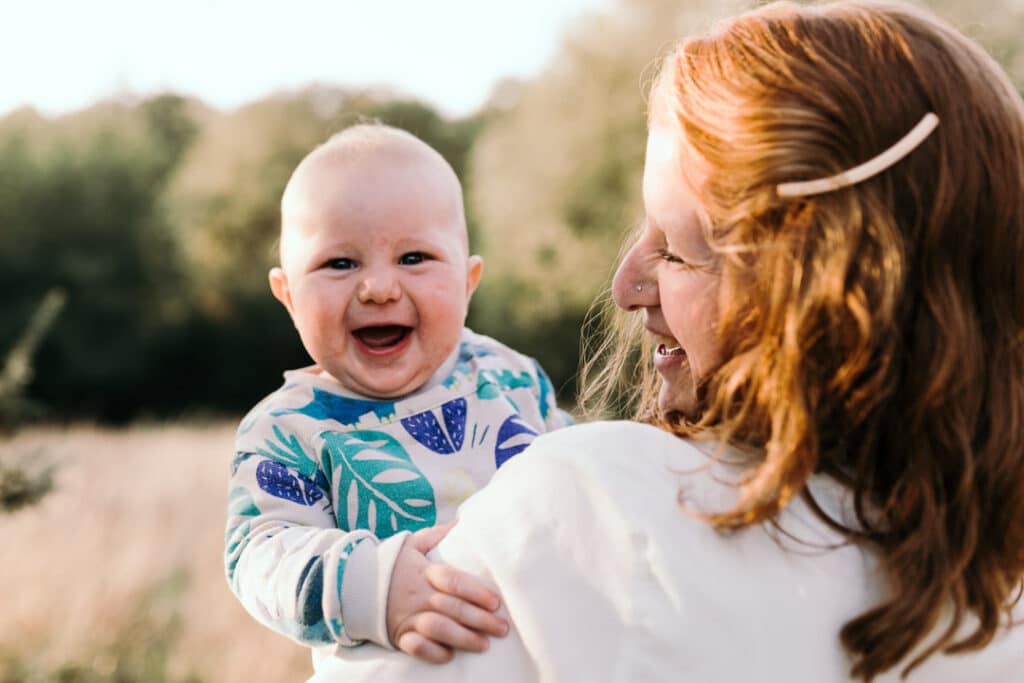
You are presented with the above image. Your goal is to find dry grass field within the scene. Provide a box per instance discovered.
[0,422,311,682]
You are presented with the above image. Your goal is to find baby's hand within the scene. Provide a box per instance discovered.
[386,521,508,663]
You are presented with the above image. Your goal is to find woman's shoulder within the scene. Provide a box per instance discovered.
[525,419,704,460]
[516,420,736,489]
[475,420,747,527]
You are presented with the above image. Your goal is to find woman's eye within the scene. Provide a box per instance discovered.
[657,249,686,265]
[399,252,426,266]
[327,258,356,270]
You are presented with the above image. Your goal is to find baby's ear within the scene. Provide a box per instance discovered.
[466,255,484,298]
[268,267,294,315]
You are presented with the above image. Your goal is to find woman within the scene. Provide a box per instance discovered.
[309,2,1024,680]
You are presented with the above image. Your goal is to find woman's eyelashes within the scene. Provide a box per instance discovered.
[657,248,687,266]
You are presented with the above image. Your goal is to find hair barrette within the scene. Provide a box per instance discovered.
[776,113,939,198]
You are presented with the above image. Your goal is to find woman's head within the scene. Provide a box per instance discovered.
[597,0,1024,679]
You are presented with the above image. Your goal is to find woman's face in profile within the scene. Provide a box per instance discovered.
[612,123,722,416]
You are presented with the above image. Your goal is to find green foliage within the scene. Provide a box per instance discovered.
[0,289,64,513]
[0,88,490,421]
[1,0,1021,421]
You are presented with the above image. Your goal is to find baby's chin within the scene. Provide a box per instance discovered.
[339,368,435,401]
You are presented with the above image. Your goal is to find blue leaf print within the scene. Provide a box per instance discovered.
[256,460,324,506]
[273,388,396,426]
[401,398,467,455]
[322,430,437,537]
[494,415,539,468]
[443,399,467,450]
[296,556,325,626]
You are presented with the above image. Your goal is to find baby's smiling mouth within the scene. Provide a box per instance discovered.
[353,325,411,350]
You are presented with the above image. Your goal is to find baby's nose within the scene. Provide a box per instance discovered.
[357,275,401,304]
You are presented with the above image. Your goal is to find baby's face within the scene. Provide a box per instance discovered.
[272,152,482,399]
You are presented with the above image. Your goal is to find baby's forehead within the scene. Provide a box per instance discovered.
[285,129,457,206]
[279,127,469,254]
[308,126,445,179]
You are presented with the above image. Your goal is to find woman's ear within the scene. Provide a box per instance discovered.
[268,267,294,316]
[466,255,484,299]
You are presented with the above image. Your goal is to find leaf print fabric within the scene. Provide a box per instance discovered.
[273,388,397,427]
[322,430,437,537]
[400,398,467,454]
[256,460,324,506]
[495,415,540,468]
[226,327,571,650]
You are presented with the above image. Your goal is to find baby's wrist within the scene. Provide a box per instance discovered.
[340,531,410,647]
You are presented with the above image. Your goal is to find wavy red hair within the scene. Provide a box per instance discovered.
[583,1,1024,679]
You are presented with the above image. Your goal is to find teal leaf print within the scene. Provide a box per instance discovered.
[256,425,319,479]
[476,373,501,400]
[322,430,437,537]
[534,360,555,419]
[228,486,261,518]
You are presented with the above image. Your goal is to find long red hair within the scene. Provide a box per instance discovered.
[583,1,1024,679]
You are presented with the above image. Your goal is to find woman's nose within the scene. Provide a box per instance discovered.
[611,243,655,311]
[357,273,401,304]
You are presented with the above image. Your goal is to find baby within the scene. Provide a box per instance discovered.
[225,124,572,664]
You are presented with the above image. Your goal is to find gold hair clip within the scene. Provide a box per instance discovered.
[776,113,940,198]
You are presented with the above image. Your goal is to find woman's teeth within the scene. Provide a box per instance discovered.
[656,343,683,357]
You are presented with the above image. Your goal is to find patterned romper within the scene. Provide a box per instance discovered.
[225,328,572,648]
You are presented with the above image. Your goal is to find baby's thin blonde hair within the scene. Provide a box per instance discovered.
[581,1,1024,679]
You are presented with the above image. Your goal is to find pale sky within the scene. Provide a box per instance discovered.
[0,0,612,118]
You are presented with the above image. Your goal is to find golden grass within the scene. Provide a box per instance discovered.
[0,422,311,682]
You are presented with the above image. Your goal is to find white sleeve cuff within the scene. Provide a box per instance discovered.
[339,531,410,648]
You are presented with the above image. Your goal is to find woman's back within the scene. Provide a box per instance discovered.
[311,421,1024,681]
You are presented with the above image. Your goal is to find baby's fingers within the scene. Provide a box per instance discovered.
[425,564,502,612]
[396,631,454,664]
[408,612,490,654]
[429,592,509,638]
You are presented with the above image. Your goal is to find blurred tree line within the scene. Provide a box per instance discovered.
[2,0,1021,423]
[0,89,486,422]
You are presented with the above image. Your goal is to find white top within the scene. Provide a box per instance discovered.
[309,421,1024,682]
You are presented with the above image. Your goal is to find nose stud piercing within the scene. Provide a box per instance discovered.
[635,284,644,293]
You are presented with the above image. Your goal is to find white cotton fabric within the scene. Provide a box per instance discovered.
[309,421,1024,682]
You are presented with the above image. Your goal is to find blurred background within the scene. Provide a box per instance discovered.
[2,0,1022,681]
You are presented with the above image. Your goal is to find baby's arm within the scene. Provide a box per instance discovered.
[226,450,405,647]
[227,450,507,658]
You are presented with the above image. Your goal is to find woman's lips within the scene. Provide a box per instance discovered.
[653,341,686,374]
[656,343,683,357]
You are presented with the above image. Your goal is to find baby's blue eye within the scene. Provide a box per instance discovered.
[399,252,426,266]
[327,258,356,270]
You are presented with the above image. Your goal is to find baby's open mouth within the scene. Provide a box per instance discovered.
[353,325,411,350]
